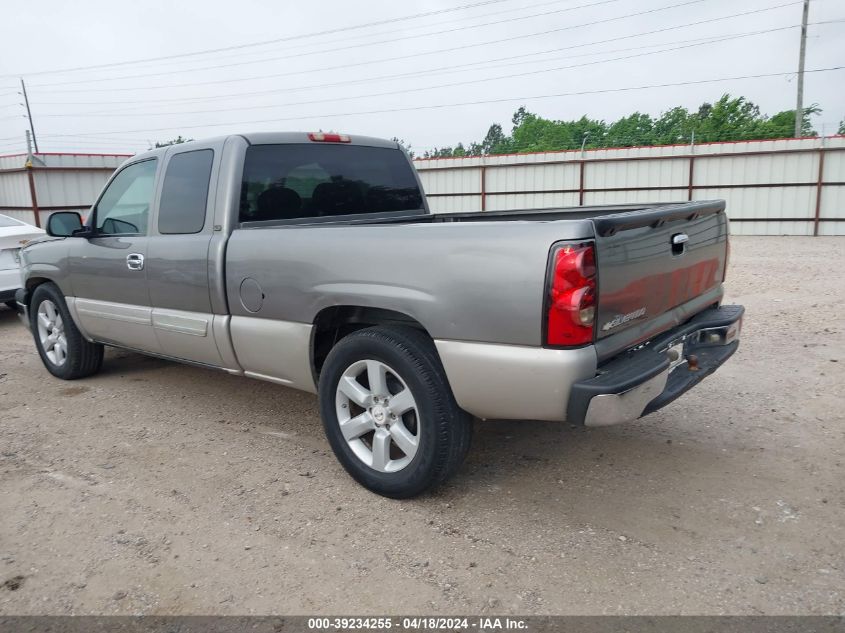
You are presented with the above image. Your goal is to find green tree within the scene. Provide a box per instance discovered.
[480,123,512,154]
[762,105,820,138]
[509,111,606,152]
[512,106,531,127]
[422,146,457,159]
[511,112,573,152]
[422,93,822,157]
[652,106,692,145]
[571,116,608,150]
[151,135,193,148]
[391,137,414,158]
[604,112,654,147]
[691,95,766,142]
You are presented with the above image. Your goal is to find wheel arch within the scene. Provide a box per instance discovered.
[310,305,436,384]
[22,276,55,307]
[24,276,92,342]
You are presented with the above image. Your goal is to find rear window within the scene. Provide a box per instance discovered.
[239,144,423,222]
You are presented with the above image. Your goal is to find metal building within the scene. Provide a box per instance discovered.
[0,151,131,227]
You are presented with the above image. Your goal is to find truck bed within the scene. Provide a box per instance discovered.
[229,199,729,361]
[240,201,722,229]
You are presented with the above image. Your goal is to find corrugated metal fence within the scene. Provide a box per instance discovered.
[2,139,844,236]
[0,152,130,227]
[414,136,845,236]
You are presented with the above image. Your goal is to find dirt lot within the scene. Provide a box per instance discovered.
[0,236,843,616]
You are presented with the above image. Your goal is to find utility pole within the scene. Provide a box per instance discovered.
[794,0,810,138]
[20,78,38,153]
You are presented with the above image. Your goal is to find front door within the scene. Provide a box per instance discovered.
[69,158,160,352]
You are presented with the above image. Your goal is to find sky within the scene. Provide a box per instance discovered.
[0,0,843,156]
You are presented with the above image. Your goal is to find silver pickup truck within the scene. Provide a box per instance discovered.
[16,132,743,498]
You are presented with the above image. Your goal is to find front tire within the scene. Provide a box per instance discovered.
[30,283,103,380]
[318,326,472,498]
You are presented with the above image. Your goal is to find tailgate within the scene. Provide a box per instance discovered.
[592,200,729,342]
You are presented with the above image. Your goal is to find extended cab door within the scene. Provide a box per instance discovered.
[68,157,161,352]
[145,143,227,367]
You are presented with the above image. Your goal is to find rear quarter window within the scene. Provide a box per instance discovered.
[239,144,422,222]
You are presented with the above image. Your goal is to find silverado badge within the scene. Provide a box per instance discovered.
[601,307,647,332]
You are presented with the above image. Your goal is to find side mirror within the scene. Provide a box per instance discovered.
[46,211,84,237]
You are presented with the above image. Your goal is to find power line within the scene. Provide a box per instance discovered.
[34,26,804,112]
[0,0,516,79]
[25,0,589,76]
[36,142,145,149]
[38,66,845,139]
[27,0,800,96]
[26,0,634,89]
[35,28,802,120]
[38,133,157,143]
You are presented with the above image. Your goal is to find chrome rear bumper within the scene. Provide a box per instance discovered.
[571,305,744,427]
[583,370,668,427]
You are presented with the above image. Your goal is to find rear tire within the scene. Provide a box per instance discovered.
[318,325,472,498]
[30,283,103,380]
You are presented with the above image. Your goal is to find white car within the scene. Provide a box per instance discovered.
[0,214,45,310]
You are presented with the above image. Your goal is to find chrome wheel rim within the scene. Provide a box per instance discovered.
[37,299,67,367]
[335,359,420,473]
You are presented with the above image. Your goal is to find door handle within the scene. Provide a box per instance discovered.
[126,253,145,271]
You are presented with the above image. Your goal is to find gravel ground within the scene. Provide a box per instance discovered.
[0,236,843,616]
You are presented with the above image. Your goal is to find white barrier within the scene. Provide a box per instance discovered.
[414,136,845,236]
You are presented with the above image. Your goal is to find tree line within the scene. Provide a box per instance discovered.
[415,94,842,159]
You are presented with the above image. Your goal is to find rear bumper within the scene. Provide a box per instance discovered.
[0,267,21,303]
[567,304,744,426]
[13,287,29,327]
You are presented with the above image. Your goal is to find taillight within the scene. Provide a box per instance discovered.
[722,235,730,281]
[546,243,597,346]
[308,132,351,143]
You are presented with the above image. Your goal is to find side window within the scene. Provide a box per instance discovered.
[96,159,157,236]
[158,149,214,234]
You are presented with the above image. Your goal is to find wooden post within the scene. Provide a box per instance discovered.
[26,163,41,228]
[813,147,825,236]
[480,165,487,212]
[687,156,695,201]
[578,161,585,206]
